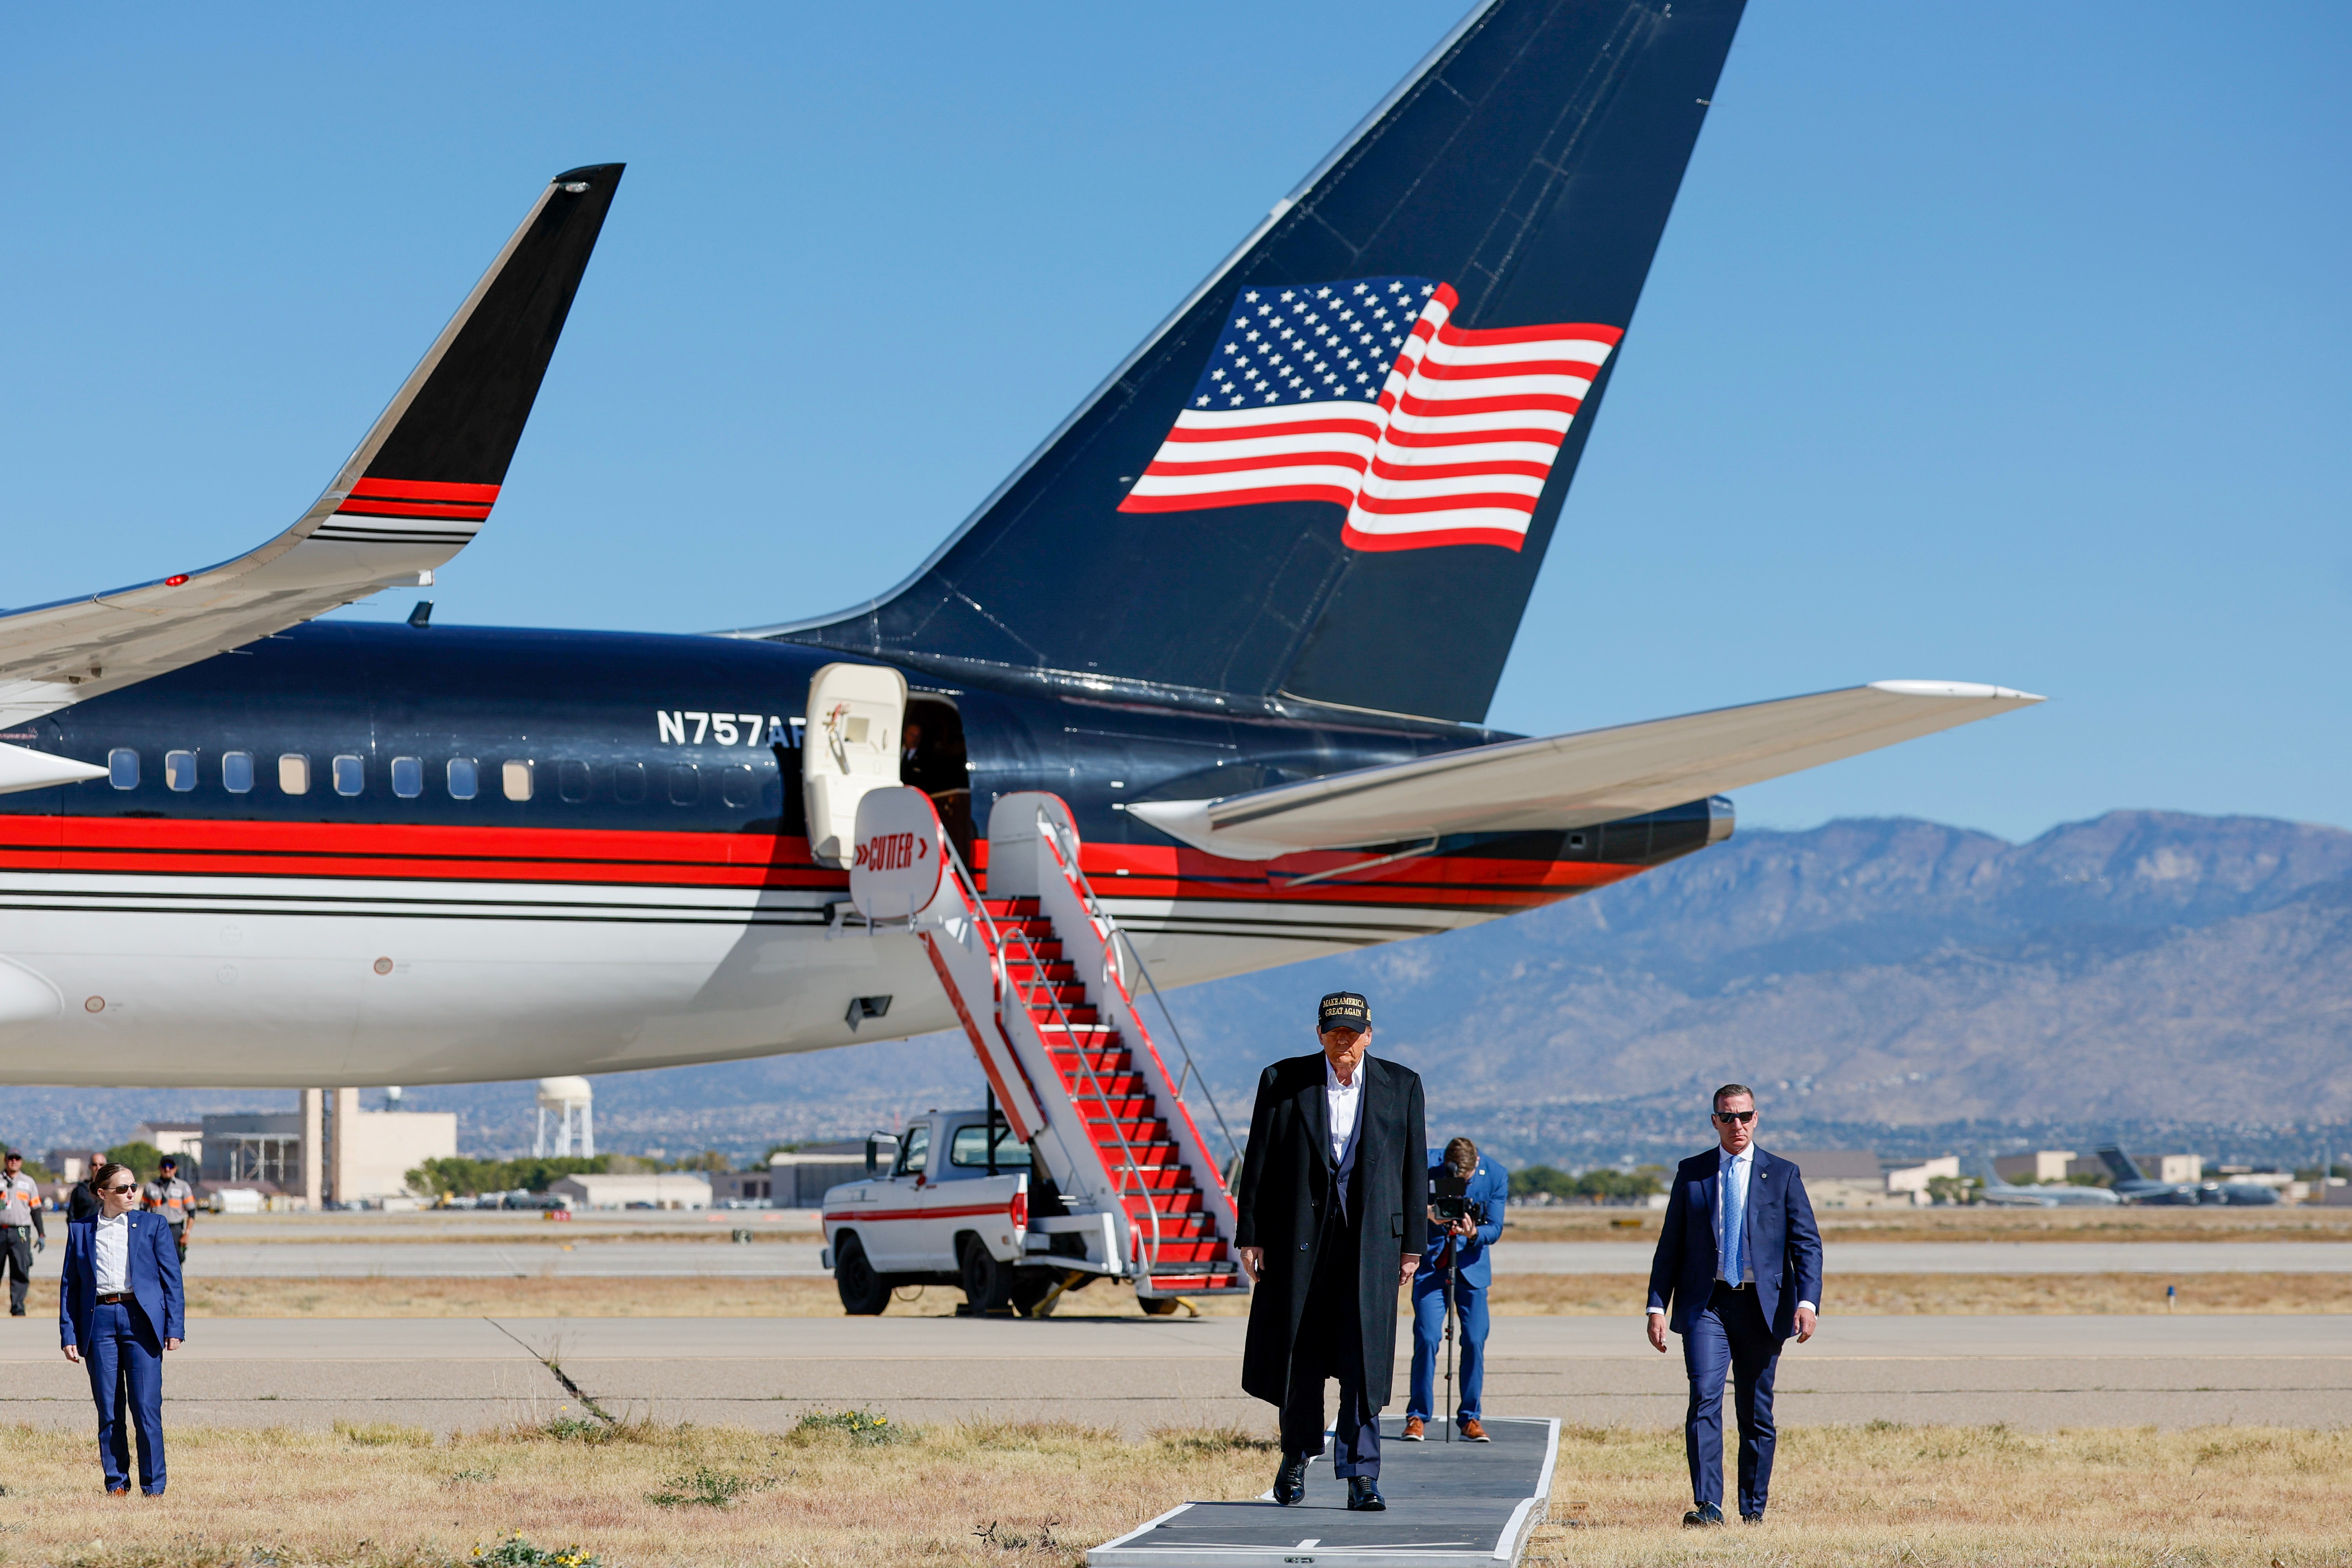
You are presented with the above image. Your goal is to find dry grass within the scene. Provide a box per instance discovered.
[1510,1204,2352,1244]
[0,1417,2341,1568]
[1524,1422,2352,1568]
[0,1413,1271,1568]
[183,1270,2352,1319]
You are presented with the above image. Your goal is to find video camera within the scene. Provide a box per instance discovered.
[1430,1170,1486,1227]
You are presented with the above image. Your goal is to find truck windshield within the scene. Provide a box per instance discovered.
[949,1123,1032,1169]
[892,1125,929,1178]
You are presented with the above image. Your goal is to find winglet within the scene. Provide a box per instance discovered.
[310,163,625,550]
[0,163,624,728]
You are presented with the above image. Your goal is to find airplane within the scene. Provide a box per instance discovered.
[1970,1156,2121,1208]
[2092,1146,2280,1207]
[0,0,2043,1091]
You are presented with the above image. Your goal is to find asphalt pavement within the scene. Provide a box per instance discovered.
[1,1313,2342,1436]
[169,1239,2352,1277]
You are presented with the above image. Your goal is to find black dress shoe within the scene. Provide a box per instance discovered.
[1273,1455,1307,1506]
[1741,1513,1765,1524]
[1682,1503,1726,1527]
[1347,1476,1386,1511]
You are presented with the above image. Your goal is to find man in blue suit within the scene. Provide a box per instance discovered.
[1403,1136,1506,1441]
[59,1161,185,1496]
[1646,1083,1821,1526]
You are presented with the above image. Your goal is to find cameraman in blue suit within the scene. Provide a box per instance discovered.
[1646,1083,1821,1527]
[59,1161,184,1497]
[1404,1136,1507,1441]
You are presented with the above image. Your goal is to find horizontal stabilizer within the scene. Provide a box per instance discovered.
[1128,681,2043,860]
[0,163,622,728]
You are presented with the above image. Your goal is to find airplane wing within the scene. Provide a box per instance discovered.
[1127,680,2044,860]
[0,163,623,733]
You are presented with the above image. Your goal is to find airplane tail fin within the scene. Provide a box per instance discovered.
[762,0,1747,725]
[2093,1144,2143,1184]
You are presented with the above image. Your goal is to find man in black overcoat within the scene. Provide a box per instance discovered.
[1234,991,1427,1512]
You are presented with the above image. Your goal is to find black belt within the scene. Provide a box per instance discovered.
[1714,1278,1752,1291]
[95,1292,131,1305]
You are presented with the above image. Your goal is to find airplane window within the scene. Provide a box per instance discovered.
[502,760,533,802]
[165,751,197,792]
[612,761,646,804]
[720,765,755,808]
[391,757,423,799]
[221,752,254,794]
[667,762,699,806]
[107,749,139,790]
[333,755,365,796]
[279,754,310,795]
[558,760,591,803]
[447,758,478,800]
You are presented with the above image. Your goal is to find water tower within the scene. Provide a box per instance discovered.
[534,1076,594,1159]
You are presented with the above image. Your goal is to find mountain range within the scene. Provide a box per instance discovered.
[7,810,2348,1164]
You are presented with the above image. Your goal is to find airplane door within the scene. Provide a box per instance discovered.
[802,662,908,868]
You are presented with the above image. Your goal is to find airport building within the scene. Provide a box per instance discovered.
[133,1120,205,1162]
[198,1094,454,1208]
[550,1172,711,1210]
[1993,1150,2106,1183]
[1782,1149,1914,1208]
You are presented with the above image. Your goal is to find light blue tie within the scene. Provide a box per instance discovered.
[1721,1158,1746,1283]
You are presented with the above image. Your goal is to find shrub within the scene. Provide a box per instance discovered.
[791,1408,907,1446]
[472,1532,601,1567]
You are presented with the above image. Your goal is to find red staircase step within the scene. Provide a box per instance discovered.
[1122,1190,1206,1218]
[1063,1072,1147,1097]
[1109,1165,1194,1192]
[1085,1116,1169,1140]
[1142,1239,1229,1265]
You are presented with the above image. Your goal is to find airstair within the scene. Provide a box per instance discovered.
[848,786,1247,1303]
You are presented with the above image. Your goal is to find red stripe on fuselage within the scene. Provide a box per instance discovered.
[0,816,1638,915]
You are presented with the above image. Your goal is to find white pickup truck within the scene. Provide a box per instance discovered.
[819,1107,1136,1317]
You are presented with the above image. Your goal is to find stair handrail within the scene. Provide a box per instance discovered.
[1038,814,1242,1171]
[929,833,1163,1280]
[992,900,1167,1287]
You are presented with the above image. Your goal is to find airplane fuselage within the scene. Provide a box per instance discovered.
[0,621,1719,1086]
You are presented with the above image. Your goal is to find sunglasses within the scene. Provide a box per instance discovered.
[1712,1109,1755,1123]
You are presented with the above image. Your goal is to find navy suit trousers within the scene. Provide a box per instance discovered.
[85,1300,165,1494]
[1281,1205,1381,1478]
[1682,1281,1779,1516]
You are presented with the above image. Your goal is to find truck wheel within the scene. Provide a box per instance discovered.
[960,1235,1014,1312]
[834,1235,891,1316]
[1010,1270,1062,1318]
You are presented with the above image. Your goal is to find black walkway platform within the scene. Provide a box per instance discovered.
[1088,1416,1559,1567]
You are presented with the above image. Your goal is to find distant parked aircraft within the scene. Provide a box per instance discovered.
[1971,1156,2120,1208]
[2092,1145,2280,1207]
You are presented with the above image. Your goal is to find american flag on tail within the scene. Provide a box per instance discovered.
[1117,276,1621,552]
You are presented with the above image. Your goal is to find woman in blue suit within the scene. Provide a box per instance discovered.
[59,1161,184,1496]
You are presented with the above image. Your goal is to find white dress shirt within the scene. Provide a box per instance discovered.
[1649,1145,1818,1318]
[93,1211,131,1294]
[1715,1144,1755,1285]
[1323,1056,1363,1167]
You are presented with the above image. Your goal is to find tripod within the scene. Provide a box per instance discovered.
[1439,1227,1459,1443]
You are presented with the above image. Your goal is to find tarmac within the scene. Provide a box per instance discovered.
[1,1313,2342,1436]
[173,1239,2352,1277]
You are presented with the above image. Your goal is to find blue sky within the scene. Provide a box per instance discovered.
[3,2,2344,844]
